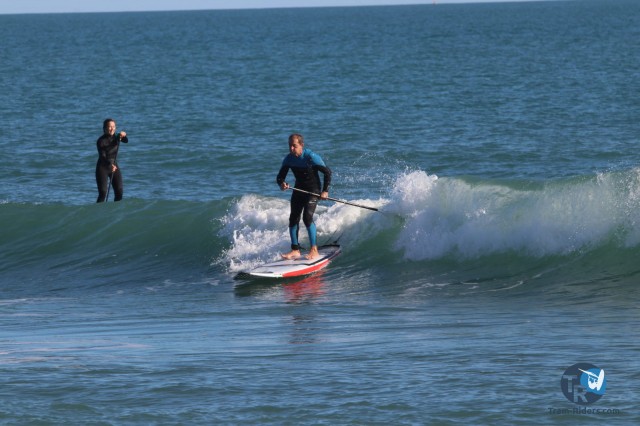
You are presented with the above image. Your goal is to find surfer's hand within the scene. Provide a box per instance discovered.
[320,191,328,200]
[280,182,290,191]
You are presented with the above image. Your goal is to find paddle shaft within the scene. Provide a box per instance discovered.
[289,187,379,212]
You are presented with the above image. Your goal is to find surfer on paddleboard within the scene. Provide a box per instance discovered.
[96,118,128,202]
[277,133,331,260]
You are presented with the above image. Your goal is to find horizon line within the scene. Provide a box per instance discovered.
[0,1,552,16]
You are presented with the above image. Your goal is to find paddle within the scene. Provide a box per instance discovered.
[288,187,379,212]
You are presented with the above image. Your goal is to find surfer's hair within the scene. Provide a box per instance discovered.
[289,133,304,145]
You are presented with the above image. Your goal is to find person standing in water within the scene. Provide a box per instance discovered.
[277,133,331,260]
[96,118,128,202]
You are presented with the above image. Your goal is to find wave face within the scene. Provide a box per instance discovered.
[388,169,640,259]
[0,199,229,293]
[219,168,640,290]
[4,168,640,293]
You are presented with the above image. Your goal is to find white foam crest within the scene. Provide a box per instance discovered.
[607,167,640,247]
[219,193,386,272]
[218,194,290,272]
[387,170,439,215]
[390,169,640,260]
[315,198,391,246]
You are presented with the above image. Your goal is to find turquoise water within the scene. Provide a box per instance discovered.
[1,1,640,423]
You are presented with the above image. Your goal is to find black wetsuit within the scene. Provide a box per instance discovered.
[96,133,128,202]
[276,148,331,250]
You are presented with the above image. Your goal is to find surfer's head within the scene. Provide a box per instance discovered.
[103,118,116,136]
[288,133,304,157]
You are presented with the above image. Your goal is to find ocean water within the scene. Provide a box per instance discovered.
[1,0,640,424]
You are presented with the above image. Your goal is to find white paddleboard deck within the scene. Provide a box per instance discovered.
[242,244,341,278]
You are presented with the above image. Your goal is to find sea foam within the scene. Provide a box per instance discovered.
[390,169,640,260]
[221,168,640,270]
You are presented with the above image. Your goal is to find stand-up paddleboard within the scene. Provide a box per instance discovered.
[239,244,341,279]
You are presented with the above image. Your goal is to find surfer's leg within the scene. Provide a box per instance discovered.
[304,225,319,259]
[282,224,302,259]
[303,197,319,259]
[288,196,305,250]
[305,222,317,247]
[96,163,109,203]
[282,195,305,259]
[111,169,124,202]
[289,224,300,249]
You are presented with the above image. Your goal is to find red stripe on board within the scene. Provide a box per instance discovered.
[282,258,331,278]
[280,248,341,278]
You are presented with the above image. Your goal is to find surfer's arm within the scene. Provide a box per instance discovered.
[276,164,290,190]
[314,164,332,193]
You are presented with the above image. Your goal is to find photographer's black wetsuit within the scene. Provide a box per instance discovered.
[96,133,128,202]
[276,148,331,250]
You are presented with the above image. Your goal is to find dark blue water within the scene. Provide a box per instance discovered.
[1,1,639,423]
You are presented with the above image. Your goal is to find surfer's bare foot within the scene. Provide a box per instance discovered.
[306,246,319,260]
[281,250,301,260]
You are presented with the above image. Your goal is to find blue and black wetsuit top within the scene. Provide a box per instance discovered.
[276,148,331,193]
